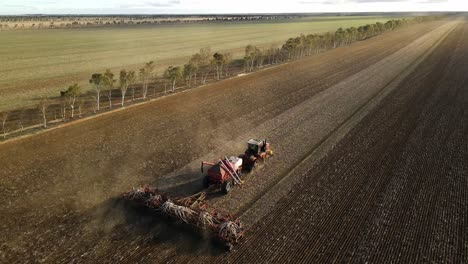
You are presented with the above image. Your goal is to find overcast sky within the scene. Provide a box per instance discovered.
[0,0,466,15]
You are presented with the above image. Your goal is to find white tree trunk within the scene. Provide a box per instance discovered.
[96,91,100,111]
[70,96,76,118]
[2,120,6,138]
[142,83,148,99]
[42,109,47,128]
[108,90,112,109]
[61,106,66,121]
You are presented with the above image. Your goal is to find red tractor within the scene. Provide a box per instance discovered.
[201,139,273,194]
[240,139,272,171]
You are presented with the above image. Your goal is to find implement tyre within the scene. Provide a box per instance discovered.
[221,180,232,194]
[203,176,210,188]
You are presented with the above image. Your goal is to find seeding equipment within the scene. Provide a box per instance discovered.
[201,156,243,194]
[123,139,273,250]
[201,139,273,194]
[124,186,244,250]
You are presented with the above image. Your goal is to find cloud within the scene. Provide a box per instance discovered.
[298,0,404,4]
[350,0,448,2]
[146,0,181,7]
[298,0,448,3]
[297,0,342,4]
[121,0,182,9]
[2,4,39,10]
[0,0,461,15]
[416,0,448,2]
[349,0,406,2]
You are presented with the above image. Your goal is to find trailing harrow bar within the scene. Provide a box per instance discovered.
[123,186,244,249]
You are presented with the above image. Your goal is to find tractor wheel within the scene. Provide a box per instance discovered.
[244,163,254,172]
[252,159,258,169]
[203,176,210,188]
[221,180,233,194]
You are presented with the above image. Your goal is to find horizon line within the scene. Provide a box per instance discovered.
[0,11,457,16]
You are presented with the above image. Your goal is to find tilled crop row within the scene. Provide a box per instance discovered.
[214,22,468,264]
[146,21,458,263]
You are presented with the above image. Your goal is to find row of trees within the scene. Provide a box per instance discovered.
[35,48,236,128]
[31,61,155,130]
[182,48,233,87]
[238,16,443,72]
[160,47,235,94]
[245,17,441,75]
[87,61,157,113]
[0,16,442,137]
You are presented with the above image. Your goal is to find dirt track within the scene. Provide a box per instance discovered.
[0,19,465,263]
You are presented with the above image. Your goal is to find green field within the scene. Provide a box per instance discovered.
[0,15,404,110]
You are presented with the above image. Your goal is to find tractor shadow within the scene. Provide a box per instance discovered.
[89,164,255,256]
[161,177,226,200]
[156,173,203,196]
[150,166,231,201]
[89,196,227,257]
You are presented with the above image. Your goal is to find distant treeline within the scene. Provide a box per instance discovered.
[0,15,443,139]
[0,14,300,30]
[241,15,444,67]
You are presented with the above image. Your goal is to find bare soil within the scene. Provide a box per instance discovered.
[214,21,468,264]
[0,19,463,263]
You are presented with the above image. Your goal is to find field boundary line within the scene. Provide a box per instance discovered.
[238,21,458,226]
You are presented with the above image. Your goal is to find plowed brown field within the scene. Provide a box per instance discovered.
[216,20,468,264]
[1,19,466,263]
